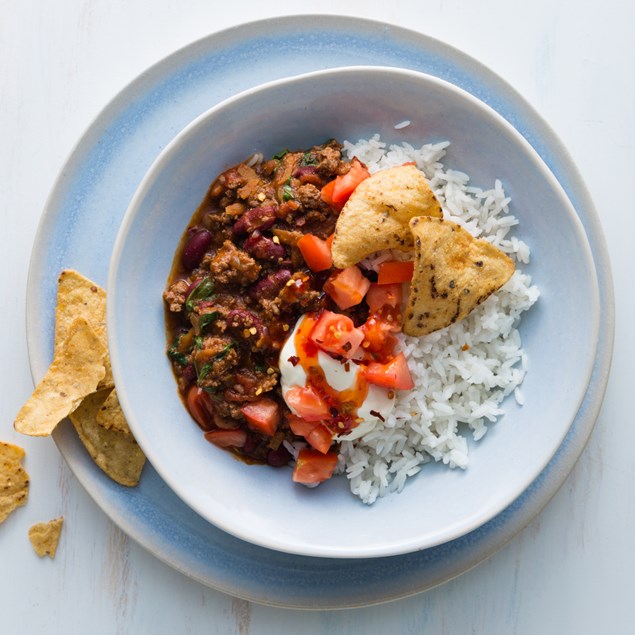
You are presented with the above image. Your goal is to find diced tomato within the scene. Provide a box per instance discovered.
[292,449,339,484]
[306,423,335,454]
[204,429,247,448]
[365,283,403,333]
[287,413,318,438]
[326,233,334,250]
[319,179,342,211]
[309,310,364,359]
[240,397,280,436]
[297,233,333,272]
[360,316,395,354]
[186,385,214,431]
[285,385,330,421]
[377,260,414,284]
[323,266,371,310]
[331,158,370,204]
[365,283,403,313]
[320,158,370,210]
[362,352,415,390]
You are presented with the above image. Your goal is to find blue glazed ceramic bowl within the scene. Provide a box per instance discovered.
[108,66,599,558]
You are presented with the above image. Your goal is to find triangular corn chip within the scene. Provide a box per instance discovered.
[28,517,63,558]
[404,217,515,336]
[0,441,29,523]
[55,269,113,389]
[69,389,145,487]
[331,164,441,268]
[14,317,107,436]
[95,389,132,435]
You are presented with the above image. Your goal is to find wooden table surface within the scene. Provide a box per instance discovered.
[2,1,631,633]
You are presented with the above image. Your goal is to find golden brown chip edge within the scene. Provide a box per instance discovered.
[403,216,515,336]
[331,164,442,268]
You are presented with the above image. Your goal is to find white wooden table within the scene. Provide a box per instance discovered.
[2,1,630,632]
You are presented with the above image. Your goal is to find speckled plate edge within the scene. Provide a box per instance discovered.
[25,15,614,609]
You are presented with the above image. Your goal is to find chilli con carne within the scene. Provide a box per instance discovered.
[163,140,412,482]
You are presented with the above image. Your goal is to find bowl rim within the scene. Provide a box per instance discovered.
[108,64,600,558]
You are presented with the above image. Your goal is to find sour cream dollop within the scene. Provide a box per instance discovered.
[279,314,395,441]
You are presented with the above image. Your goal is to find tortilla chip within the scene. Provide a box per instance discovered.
[14,317,107,436]
[28,517,63,558]
[0,441,29,524]
[404,217,515,336]
[69,389,145,487]
[55,269,113,389]
[331,164,442,268]
[95,389,132,435]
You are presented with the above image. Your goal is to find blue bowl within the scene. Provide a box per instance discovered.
[108,66,598,558]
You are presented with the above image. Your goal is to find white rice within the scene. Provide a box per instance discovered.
[336,135,540,505]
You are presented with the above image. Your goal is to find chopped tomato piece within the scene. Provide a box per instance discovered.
[365,283,403,332]
[297,233,333,272]
[360,316,395,354]
[292,449,339,484]
[288,414,333,453]
[362,353,415,390]
[377,260,414,284]
[323,266,371,310]
[186,385,214,431]
[365,283,403,313]
[240,397,280,436]
[287,413,318,438]
[320,158,370,210]
[285,385,330,421]
[204,429,247,448]
[306,423,335,454]
[309,310,364,359]
[331,158,370,204]
[326,233,334,250]
[319,179,342,211]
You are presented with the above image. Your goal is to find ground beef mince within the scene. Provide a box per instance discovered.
[163,140,361,466]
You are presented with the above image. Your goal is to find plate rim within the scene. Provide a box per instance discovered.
[25,14,615,608]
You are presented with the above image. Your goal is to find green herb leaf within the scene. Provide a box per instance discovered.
[167,346,189,366]
[195,342,236,384]
[272,149,288,159]
[197,362,214,381]
[300,151,317,166]
[282,184,294,201]
[194,336,203,350]
[197,311,220,333]
[214,342,236,360]
[185,278,214,312]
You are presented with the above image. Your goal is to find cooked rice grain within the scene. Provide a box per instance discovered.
[338,136,539,504]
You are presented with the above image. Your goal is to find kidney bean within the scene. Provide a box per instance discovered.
[251,269,292,299]
[293,165,317,178]
[226,309,265,338]
[242,434,259,455]
[231,205,277,236]
[293,165,322,186]
[243,232,286,260]
[267,445,293,467]
[181,363,197,385]
[181,228,213,270]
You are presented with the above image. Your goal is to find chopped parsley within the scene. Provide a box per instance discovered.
[185,278,214,312]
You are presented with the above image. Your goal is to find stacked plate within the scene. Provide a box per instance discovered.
[27,16,613,609]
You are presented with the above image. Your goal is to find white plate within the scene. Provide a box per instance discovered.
[26,15,613,608]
